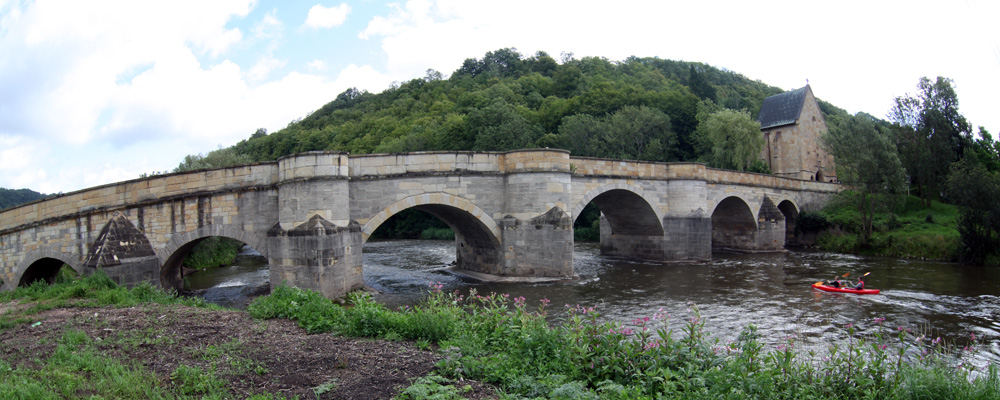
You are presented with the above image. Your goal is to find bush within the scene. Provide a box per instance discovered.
[420,227,455,240]
[796,211,830,232]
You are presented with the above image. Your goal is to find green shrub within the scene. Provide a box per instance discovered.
[796,211,830,232]
[573,227,600,242]
[420,227,455,240]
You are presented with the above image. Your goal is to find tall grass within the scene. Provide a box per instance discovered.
[248,284,999,399]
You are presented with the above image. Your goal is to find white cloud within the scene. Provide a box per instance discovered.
[246,55,287,82]
[308,60,328,72]
[305,3,351,29]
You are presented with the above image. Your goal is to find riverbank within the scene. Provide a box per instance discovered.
[0,275,496,399]
[2,272,997,399]
[812,195,970,262]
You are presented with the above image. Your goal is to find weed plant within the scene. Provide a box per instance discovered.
[249,284,999,399]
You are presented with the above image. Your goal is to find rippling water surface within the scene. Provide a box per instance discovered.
[191,240,1000,366]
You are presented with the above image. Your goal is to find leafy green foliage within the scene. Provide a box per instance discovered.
[817,195,960,260]
[178,49,850,172]
[889,76,973,206]
[182,237,244,270]
[369,208,453,240]
[945,158,1000,264]
[0,187,47,210]
[823,113,907,245]
[695,108,764,170]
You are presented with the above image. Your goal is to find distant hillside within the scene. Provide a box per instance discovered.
[0,188,47,210]
[175,48,850,171]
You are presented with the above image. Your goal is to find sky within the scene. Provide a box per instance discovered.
[1,0,998,194]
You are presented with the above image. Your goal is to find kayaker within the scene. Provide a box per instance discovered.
[826,277,841,288]
[853,277,864,290]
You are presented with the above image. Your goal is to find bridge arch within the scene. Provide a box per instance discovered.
[361,194,501,244]
[572,184,663,236]
[710,196,758,252]
[158,225,269,291]
[9,250,84,290]
[777,199,799,244]
[361,193,503,275]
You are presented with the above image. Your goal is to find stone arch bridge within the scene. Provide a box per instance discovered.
[0,150,838,299]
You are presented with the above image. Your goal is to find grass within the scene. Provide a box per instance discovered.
[0,273,289,399]
[816,194,963,261]
[248,284,999,400]
[0,329,213,399]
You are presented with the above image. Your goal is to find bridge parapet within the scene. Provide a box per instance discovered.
[346,149,570,178]
[278,151,348,182]
[570,157,706,179]
[0,163,279,234]
[705,168,839,193]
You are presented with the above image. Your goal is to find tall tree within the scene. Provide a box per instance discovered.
[888,76,972,206]
[946,158,1000,264]
[823,113,907,246]
[695,108,764,171]
[599,106,676,161]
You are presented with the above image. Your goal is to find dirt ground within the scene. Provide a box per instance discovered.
[0,302,497,399]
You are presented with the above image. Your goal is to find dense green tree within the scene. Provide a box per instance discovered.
[888,76,972,206]
[695,108,764,171]
[173,49,851,174]
[467,101,544,151]
[688,65,716,101]
[945,158,1000,264]
[556,113,602,156]
[966,127,1000,173]
[823,113,907,246]
[0,188,47,210]
[174,146,254,173]
[600,105,675,161]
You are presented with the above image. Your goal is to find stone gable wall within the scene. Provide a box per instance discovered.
[760,88,837,182]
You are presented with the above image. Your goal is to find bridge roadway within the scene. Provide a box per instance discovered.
[0,150,838,299]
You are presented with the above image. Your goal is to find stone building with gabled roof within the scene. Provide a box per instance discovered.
[757,85,836,182]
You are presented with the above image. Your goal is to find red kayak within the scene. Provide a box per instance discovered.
[812,282,880,295]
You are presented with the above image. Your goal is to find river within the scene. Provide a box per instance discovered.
[187,240,1000,367]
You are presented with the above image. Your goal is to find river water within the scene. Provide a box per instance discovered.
[187,240,1000,367]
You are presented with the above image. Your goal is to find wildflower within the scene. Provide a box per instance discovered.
[932,337,942,345]
[845,323,853,329]
[878,344,888,351]
[971,332,976,341]
[873,317,885,324]
[539,298,550,307]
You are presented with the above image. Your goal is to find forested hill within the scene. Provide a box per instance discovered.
[176,48,850,171]
[0,188,47,210]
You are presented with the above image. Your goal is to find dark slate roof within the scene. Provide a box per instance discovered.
[757,86,809,129]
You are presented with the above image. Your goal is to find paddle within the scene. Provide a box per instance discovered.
[815,272,854,286]
[815,272,852,285]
